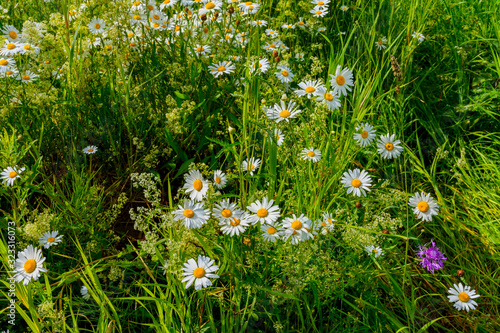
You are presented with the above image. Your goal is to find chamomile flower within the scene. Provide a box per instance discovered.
[173,199,210,229]
[131,0,146,11]
[272,128,284,146]
[312,0,330,7]
[316,87,341,110]
[213,199,242,224]
[199,0,223,15]
[321,212,335,231]
[81,286,90,300]
[0,57,15,73]
[295,80,324,99]
[246,197,281,225]
[265,29,279,37]
[39,231,64,249]
[375,36,387,50]
[219,212,250,237]
[340,168,372,197]
[447,283,480,312]
[0,41,19,56]
[183,169,209,201]
[89,18,106,34]
[1,25,21,42]
[296,18,306,29]
[300,147,322,163]
[160,0,178,10]
[275,65,294,83]
[250,58,270,75]
[377,133,403,159]
[208,61,235,78]
[181,255,219,290]
[282,214,313,244]
[329,65,354,97]
[242,157,261,175]
[1,166,25,187]
[261,222,283,242]
[354,123,376,147]
[83,145,98,154]
[192,44,211,56]
[365,245,383,258]
[213,170,227,189]
[17,70,38,83]
[340,5,349,11]
[311,7,328,17]
[252,20,268,27]
[408,192,439,222]
[266,100,302,123]
[14,245,47,285]
[412,31,425,42]
[281,23,295,29]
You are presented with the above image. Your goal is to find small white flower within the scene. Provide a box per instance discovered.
[354,123,376,147]
[330,65,354,97]
[89,18,106,35]
[1,166,25,187]
[242,157,261,176]
[246,197,281,225]
[181,255,219,290]
[412,31,425,42]
[300,147,322,163]
[377,133,403,159]
[81,286,90,300]
[172,199,210,229]
[39,231,64,249]
[365,245,383,258]
[183,170,208,201]
[213,170,227,189]
[375,36,387,50]
[274,65,294,84]
[408,192,439,222]
[447,283,480,312]
[208,61,235,78]
[261,222,283,242]
[272,129,284,146]
[14,245,48,285]
[340,168,372,197]
[83,145,98,154]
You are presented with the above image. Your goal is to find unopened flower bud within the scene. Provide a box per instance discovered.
[382,229,389,234]
[228,6,234,13]
[355,202,362,209]
[457,269,465,277]
[200,14,207,21]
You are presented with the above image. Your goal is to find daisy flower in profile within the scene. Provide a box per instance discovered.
[181,255,219,290]
[81,286,90,300]
[340,168,372,197]
[294,80,324,99]
[275,66,294,84]
[321,212,335,231]
[213,199,242,224]
[242,157,261,176]
[282,214,313,245]
[448,283,480,312]
[340,5,349,11]
[89,18,106,34]
[354,123,376,147]
[247,197,281,225]
[82,145,97,154]
[219,212,250,237]
[301,147,322,163]
[199,0,223,15]
[39,231,64,249]
[408,192,439,221]
[208,61,235,78]
[0,57,15,73]
[14,245,47,285]
[377,133,403,159]
[261,222,283,242]
[330,65,354,97]
[183,170,208,201]
[267,100,302,123]
[365,245,383,258]
[412,31,425,42]
[316,87,341,110]
[193,44,211,56]
[272,128,284,146]
[310,7,328,17]
[416,239,446,273]
[213,170,227,189]
[375,36,387,50]
[173,199,210,229]
[250,58,270,75]
[1,166,25,187]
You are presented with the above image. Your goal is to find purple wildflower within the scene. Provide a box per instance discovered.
[416,239,447,273]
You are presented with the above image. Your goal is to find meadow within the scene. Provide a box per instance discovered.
[0,0,499,331]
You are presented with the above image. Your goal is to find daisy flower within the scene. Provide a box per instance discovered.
[14,245,48,285]
[1,166,26,187]
[312,0,330,6]
[173,199,210,229]
[250,58,270,75]
[17,70,38,83]
[408,192,439,222]
[310,7,328,17]
[181,255,219,290]
[365,245,383,258]
[282,214,313,244]
[89,18,106,34]
[275,66,294,83]
[301,147,322,163]
[340,168,372,197]
[0,57,15,73]
[377,133,403,159]
[241,157,261,176]
[316,87,341,110]
[412,31,425,42]
[261,222,283,242]
[340,5,349,11]
[447,283,480,312]
[354,123,376,147]
[252,20,268,27]
[272,128,284,146]
[295,80,324,99]
[375,36,387,50]
[295,53,305,61]
[183,170,209,202]
[219,212,250,237]
[1,25,21,42]
[81,286,90,300]
[39,231,64,249]
[213,199,242,224]
[329,65,354,97]
[266,100,302,123]
[321,212,335,231]
[246,197,281,225]
[160,0,178,10]
[83,145,98,154]
[208,61,235,78]
[281,23,295,29]
[416,239,446,273]
[199,0,223,15]
[0,41,20,56]
[296,18,306,29]
[213,170,227,189]
[265,29,279,37]
[192,44,211,56]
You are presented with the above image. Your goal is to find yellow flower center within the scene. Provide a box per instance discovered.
[372,249,378,253]
[361,130,369,139]
[94,23,101,29]
[298,21,304,25]
[267,226,276,234]
[217,66,226,72]
[47,237,55,243]
[316,10,322,15]
[175,25,181,31]
[133,15,141,20]
[274,134,280,140]
[249,164,255,170]
[325,93,334,101]
[321,222,326,227]
[221,209,232,218]
[215,176,221,183]
[385,142,394,151]
[87,148,94,152]
[281,70,288,77]
[8,171,17,178]
[307,151,315,157]
[245,1,252,5]
[257,208,268,217]
[134,1,141,6]
[417,201,429,213]
[147,4,154,10]
[230,218,240,226]
[279,110,291,118]
[153,14,160,20]
[106,45,112,50]
[183,209,195,218]
[458,292,469,303]
[193,179,203,191]
[0,59,7,66]
[153,22,159,28]
[305,86,315,93]
[336,75,345,85]
[24,259,37,273]
[163,0,170,3]
[193,267,205,278]
[318,1,324,4]
[7,43,16,50]
[351,179,361,188]
[196,46,204,52]
[22,75,30,81]
[205,2,215,9]
[9,31,17,39]
[45,60,51,64]
[378,40,383,45]
[6,70,13,75]
[291,220,302,230]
